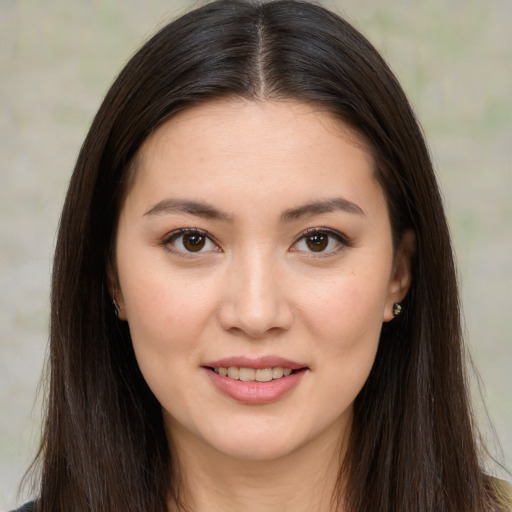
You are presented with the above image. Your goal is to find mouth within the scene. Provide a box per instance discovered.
[203,359,308,404]
[203,357,308,403]
[208,366,300,382]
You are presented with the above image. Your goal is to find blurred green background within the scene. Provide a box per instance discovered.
[0,0,510,509]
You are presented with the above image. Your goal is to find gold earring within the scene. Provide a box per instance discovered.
[392,302,402,317]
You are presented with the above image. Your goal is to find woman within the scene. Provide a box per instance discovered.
[15,0,510,511]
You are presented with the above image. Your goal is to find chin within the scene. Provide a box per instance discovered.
[169,412,312,462]
[207,434,303,462]
[198,415,333,463]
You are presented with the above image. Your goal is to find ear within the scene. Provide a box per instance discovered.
[383,229,415,322]
[106,262,127,321]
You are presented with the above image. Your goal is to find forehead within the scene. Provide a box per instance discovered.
[139,98,370,163]
[125,99,383,218]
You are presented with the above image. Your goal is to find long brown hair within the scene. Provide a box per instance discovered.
[32,1,501,510]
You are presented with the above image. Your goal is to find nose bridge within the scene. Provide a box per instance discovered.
[218,244,292,337]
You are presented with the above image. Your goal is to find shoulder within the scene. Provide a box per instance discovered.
[9,502,35,512]
[489,477,512,512]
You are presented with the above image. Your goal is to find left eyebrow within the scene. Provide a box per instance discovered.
[281,197,365,222]
[143,198,233,221]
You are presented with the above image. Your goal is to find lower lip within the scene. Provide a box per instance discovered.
[204,368,306,405]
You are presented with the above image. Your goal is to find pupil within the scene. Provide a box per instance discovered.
[183,234,205,252]
[306,234,328,252]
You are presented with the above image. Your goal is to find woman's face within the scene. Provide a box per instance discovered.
[113,100,412,461]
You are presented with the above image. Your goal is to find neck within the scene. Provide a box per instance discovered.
[167,422,349,512]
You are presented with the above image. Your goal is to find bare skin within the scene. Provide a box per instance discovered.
[112,99,414,512]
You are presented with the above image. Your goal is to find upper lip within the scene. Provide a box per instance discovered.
[203,356,306,370]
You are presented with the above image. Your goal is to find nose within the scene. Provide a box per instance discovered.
[217,249,293,338]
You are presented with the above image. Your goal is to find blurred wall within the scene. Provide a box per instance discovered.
[1,0,510,508]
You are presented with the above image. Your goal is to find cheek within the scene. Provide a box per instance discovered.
[119,268,221,413]
[298,272,387,413]
[119,264,219,356]
[295,265,390,349]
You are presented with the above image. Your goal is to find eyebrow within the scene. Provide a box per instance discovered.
[143,198,233,221]
[143,196,364,222]
[281,197,365,222]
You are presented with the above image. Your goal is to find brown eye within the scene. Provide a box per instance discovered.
[291,228,348,256]
[306,234,328,252]
[167,229,218,254]
[182,234,206,252]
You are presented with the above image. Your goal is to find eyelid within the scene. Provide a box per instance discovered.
[161,226,350,257]
[162,227,221,256]
[290,227,352,256]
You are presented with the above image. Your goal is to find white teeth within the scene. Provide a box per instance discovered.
[239,368,255,381]
[255,368,273,382]
[227,367,239,379]
[272,367,284,379]
[213,366,295,381]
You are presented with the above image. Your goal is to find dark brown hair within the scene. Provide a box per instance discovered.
[31,1,502,511]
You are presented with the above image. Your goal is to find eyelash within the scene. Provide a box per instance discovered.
[291,227,351,257]
[162,227,351,257]
[162,228,220,257]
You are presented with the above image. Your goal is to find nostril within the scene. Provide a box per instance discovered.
[217,285,293,337]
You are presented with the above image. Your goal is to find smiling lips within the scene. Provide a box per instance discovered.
[212,366,293,382]
[204,357,307,404]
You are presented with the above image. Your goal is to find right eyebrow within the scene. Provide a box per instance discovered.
[143,198,233,221]
[281,197,365,222]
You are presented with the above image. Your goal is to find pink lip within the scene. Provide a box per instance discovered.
[202,356,308,405]
[204,356,305,370]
